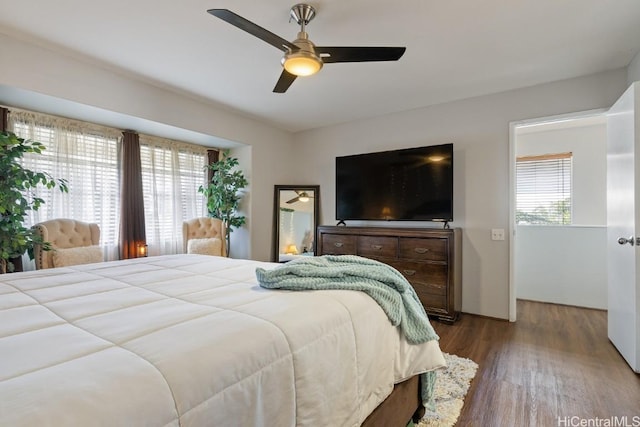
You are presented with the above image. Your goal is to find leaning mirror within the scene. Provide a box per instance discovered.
[272,185,320,262]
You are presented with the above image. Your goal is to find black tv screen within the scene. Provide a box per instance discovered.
[336,144,453,222]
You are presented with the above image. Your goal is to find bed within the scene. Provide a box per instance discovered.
[0,254,445,426]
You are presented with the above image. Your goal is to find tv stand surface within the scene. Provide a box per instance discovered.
[316,225,462,323]
[335,220,451,229]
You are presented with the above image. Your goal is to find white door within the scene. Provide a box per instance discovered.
[607,82,639,372]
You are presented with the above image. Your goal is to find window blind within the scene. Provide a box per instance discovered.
[9,112,121,251]
[139,135,207,254]
[516,152,572,225]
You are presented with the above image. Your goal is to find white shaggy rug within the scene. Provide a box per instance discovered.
[418,353,479,427]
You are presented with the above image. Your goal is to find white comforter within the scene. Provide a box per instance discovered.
[0,254,445,426]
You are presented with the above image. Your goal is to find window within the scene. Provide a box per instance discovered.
[139,135,207,255]
[9,110,121,257]
[516,152,572,225]
[7,107,212,264]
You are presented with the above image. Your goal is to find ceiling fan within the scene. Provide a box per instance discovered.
[207,4,406,93]
[287,190,313,204]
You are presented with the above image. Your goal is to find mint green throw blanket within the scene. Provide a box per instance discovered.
[255,254,439,410]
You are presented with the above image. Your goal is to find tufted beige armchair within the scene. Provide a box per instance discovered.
[182,217,226,257]
[33,219,101,269]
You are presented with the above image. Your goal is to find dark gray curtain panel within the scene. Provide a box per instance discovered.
[119,131,146,259]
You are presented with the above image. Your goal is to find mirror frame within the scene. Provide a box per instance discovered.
[272,185,320,262]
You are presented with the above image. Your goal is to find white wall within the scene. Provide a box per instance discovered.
[0,33,294,261]
[515,226,607,309]
[292,69,628,319]
[628,51,640,85]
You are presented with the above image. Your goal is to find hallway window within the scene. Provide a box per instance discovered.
[516,152,572,225]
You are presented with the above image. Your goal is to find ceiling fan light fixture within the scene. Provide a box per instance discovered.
[298,192,310,202]
[282,51,323,76]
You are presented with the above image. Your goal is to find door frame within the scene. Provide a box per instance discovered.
[508,108,607,322]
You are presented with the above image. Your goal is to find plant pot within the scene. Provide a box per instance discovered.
[0,256,23,274]
[10,256,23,272]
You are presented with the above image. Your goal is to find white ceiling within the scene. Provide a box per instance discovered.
[0,0,639,133]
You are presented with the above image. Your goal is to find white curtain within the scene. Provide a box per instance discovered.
[139,134,207,256]
[8,109,122,266]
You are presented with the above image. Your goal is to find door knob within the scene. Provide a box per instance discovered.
[618,236,635,246]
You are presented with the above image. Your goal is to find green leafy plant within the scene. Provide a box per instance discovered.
[0,131,68,273]
[199,150,248,256]
[516,198,571,225]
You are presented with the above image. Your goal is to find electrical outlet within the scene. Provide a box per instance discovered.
[491,229,505,241]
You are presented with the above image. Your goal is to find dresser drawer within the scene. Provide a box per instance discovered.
[392,261,448,295]
[321,234,357,255]
[399,237,447,262]
[357,236,398,258]
[414,290,447,311]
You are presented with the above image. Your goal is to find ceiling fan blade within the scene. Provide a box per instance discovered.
[273,70,297,93]
[286,196,300,204]
[317,46,406,63]
[207,9,297,52]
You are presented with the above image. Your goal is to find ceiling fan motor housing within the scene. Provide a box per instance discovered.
[281,30,323,76]
[281,4,323,76]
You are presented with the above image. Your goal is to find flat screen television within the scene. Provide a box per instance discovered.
[336,143,453,222]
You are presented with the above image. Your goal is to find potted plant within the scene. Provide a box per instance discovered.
[0,131,68,273]
[199,150,248,257]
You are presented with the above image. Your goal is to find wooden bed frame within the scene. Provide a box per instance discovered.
[361,374,425,427]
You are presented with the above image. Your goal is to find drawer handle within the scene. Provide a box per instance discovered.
[334,242,344,248]
[414,247,430,254]
[403,269,416,276]
[371,244,383,250]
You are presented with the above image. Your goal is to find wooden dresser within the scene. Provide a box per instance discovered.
[316,225,462,322]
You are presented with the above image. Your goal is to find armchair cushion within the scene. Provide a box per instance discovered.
[187,238,223,256]
[52,245,104,268]
[182,217,226,256]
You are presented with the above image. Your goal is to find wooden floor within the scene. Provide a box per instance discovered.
[432,300,640,426]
